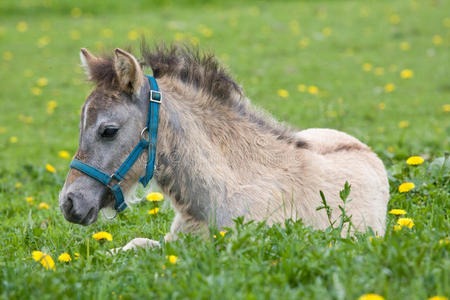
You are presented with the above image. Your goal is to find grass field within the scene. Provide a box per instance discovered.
[0,0,449,299]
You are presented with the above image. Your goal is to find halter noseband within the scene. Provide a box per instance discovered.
[69,75,162,212]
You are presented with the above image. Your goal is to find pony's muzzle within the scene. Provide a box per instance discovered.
[60,191,98,226]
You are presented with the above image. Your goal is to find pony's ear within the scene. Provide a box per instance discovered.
[79,48,98,80]
[113,48,144,95]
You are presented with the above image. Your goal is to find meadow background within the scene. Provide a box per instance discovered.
[0,0,449,299]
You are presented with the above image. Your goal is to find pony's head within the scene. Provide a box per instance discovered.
[59,48,150,225]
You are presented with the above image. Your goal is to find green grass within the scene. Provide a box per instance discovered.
[0,0,449,299]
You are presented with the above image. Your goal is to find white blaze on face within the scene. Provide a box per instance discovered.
[81,99,92,132]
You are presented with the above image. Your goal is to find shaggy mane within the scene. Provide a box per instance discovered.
[141,42,242,103]
[86,42,307,148]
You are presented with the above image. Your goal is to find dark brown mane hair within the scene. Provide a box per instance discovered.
[141,42,242,102]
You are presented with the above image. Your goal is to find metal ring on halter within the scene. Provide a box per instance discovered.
[140,127,149,140]
[101,207,118,220]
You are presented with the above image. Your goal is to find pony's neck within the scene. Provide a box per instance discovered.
[153,78,297,222]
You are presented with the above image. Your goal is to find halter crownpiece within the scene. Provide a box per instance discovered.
[69,75,162,212]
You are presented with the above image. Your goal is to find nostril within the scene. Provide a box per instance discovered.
[65,192,75,212]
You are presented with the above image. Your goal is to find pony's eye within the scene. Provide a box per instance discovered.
[100,127,119,139]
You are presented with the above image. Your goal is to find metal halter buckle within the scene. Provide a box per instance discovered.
[140,127,149,141]
[150,90,162,103]
[109,174,122,186]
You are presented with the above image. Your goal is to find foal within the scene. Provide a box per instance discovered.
[59,45,389,251]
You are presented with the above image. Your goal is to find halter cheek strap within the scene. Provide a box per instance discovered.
[69,75,162,212]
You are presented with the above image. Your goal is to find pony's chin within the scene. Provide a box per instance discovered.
[78,206,99,226]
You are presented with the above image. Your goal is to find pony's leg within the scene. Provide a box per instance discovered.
[109,238,160,254]
[164,212,208,242]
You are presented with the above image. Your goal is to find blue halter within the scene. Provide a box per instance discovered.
[69,75,162,212]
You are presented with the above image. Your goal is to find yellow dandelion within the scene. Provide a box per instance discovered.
[10,136,18,143]
[400,42,410,51]
[16,21,28,32]
[71,7,82,18]
[394,224,402,231]
[74,252,80,260]
[439,238,449,245]
[40,255,55,270]
[167,255,178,264]
[297,84,306,92]
[398,182,415,193]
[127,30,139,40]
[378,103,386,110]
[298,38,310,49]
[189,36,200,46]
[387,146,394,153]
[58,150,70,159]
[289,20,300,35]
[389,209,406,215]
[200,27,213,38]
[24,69,33,77]
[360,8,369,17]
[45,163,56,173]
[277,89,289,98]
[397,218,414,229]
[174,32,184,42]
[32,251,45,262]
[428,297,448,300]
[146,192,164,202]
[31,87,42,96]
[327,111,337,118]
[0,127,6,133]
[308,85,319,95]
[369,236,381,242]
[432,35,443,45]
[101,28,113,38]
[3,51,13,61]
[39,202,50,210]
[219,231,226,237]
[406,156,424,165]
[322,27,332,37]
[359,293,384,300]
[32,251,55,270]
[14,182,22,188]
[37,36,50,48]
[344,48,354,56]
[398,120,409,128]
[24,116,33,123]
[444,18,450,27]
[70,30,81,40]
[92,231,113,241]
[148,208,159,215]
[400,69,414,79]
[374,67,384,76]
[389,14,400,25]
[46,100,58,114]
[443,104,450,112]
[384,83,395,92]
[362,63,372,72]
[249,6,260,16]
[26,196,34,203]
[58,253,72,262]
[37,77,48,87]
[94,41,104,51]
